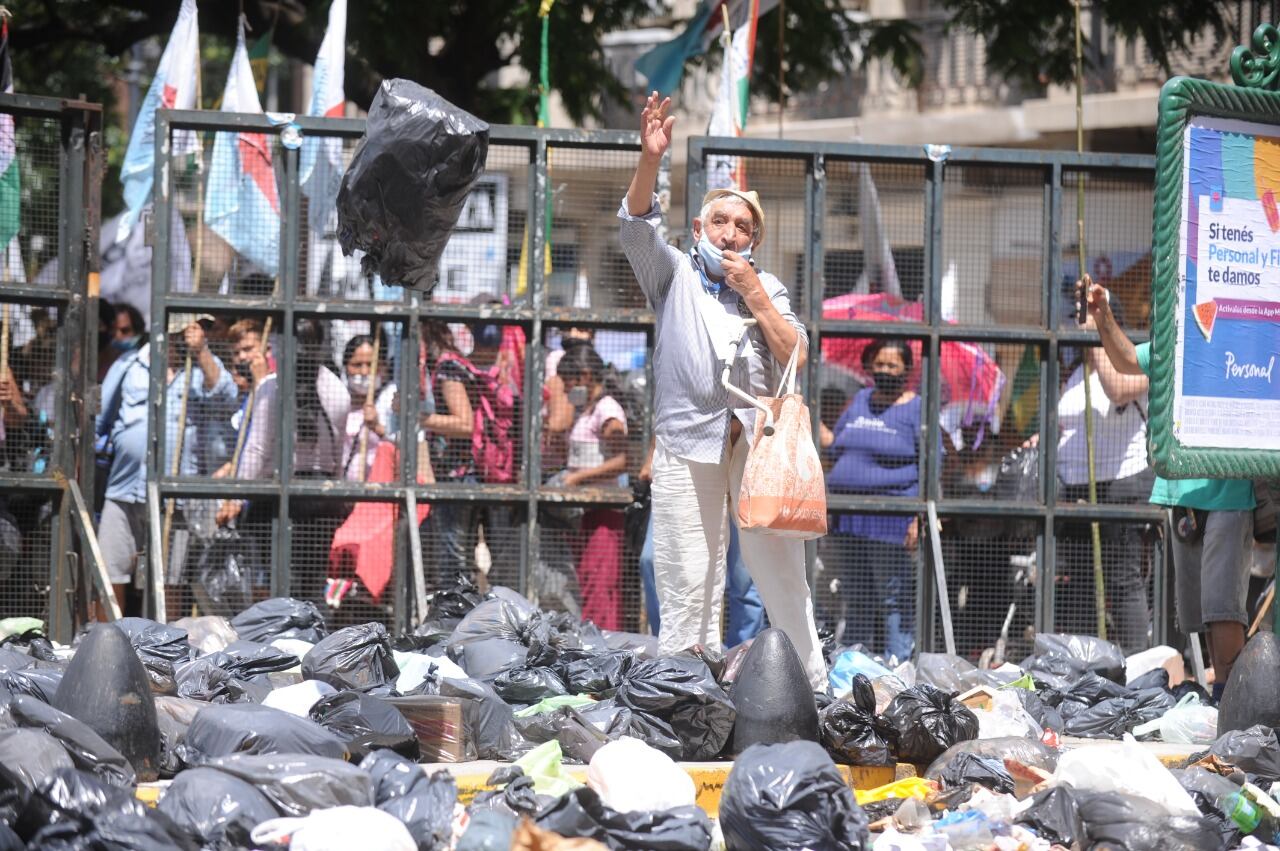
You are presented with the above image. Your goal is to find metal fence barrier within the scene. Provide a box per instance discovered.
[7,100,1176,660]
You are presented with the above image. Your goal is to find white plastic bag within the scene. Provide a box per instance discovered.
[261,680,336,717]
[586,736,696,813]
[1051,734,1199,816]
[251,806,415,850]
[1124,645,1182,686]
[393,651,467,693]
[1132,693,1218,744]
[974,690,1042,740]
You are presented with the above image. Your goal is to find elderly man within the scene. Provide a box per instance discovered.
[618,93,826,689]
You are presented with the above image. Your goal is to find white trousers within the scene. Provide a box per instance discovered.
[651,435,827,690]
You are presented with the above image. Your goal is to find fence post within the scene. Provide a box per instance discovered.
[1040,162,1065,636]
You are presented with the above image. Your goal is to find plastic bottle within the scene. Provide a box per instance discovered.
[1219,791,1280,842]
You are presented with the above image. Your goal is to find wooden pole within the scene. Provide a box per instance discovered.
[1074,0,1107,641]
[356,331,380,481]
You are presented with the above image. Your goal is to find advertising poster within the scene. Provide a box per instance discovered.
[1176,115,1280,450]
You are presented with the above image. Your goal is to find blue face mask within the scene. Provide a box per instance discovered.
[112,335,141,353]
[695,233,751,279]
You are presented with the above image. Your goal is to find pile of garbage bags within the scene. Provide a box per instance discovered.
[3,583,1279,850]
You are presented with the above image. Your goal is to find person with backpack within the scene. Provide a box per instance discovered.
[618,93,826,690]
[1084,275,1255,698]
[553,343,629,629]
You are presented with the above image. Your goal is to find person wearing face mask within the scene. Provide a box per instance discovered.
[339,334,397,481]
[824,338,922,662]
[554,344,629,629]
[619,93,825,690]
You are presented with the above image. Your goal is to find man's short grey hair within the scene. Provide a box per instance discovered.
[698,196,759,239]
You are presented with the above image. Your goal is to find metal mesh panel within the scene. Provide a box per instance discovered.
[817,512,920,662]
[821,160,928,305]
[418,501,527,598]
[535,506,641,633]
[14,116,62,278]
[167,508,275,622]
[543,145,643,310]
[0,494,53,620]
[168,132,285,295]
[943,165,1046,327]
[1061,169,1156,332]
[935,520,1038,662]
[0,300,59,475]
[1053,518,1161,655]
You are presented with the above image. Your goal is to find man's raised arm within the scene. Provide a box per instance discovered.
[627,93,673,216]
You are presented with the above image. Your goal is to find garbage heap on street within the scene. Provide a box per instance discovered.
[2,577,1280,850]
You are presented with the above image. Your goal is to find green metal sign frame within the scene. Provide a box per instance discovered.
[1150,24,1280,480]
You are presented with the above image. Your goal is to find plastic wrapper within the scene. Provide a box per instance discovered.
[586,737,696,813]
[493,666,570,704]
[176,703,348,765]
[829,649,893,697]
[360,749,458,850]
[1021,633,1126,688]
[882,684,979,764]
[252,805,416,851]
[204,753,375,816]
[230,597,328,644]
[336,80,489,291]
[1206,724,1280,782]
[171,615,238,656]
[996,444,1039,505]
[1062,688,1175,739]
[112,617,194,695]
[302,623,400,691]
[9,695,135,787]
[818,698,897,767]
[535,786,712,851]
[615,656,735,761]
[720,740,869,851]
[156,766,280,849]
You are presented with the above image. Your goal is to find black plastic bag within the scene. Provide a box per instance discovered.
[558,650,634,695]
[230,597,328,644]
[0,667,63,703]
[309,690,415,743]
[997,444,1039,505]
[156,766,280,849]
[113,617,194,695]
[360,749,458,851]
[191,526,254,618]
[1128,667,1171,692]
[426,575,488,624]
[1068,671,1134,705]
[1076,790,1226,851]
[523,612,584,668]
[9,695,135,787]
[337,79,490,291]
[439,677,529,761]
[720,740,869,851]
[173,657,266,704]
[470,765,549,820]
[0,728,74,797]
[1206,724,1280,782]
[491,666,568,704]
[458,808,518,851]
[818,699,896,767]
[301,622,400,691]
[1021,633,1126,687]
[615,656,735,760]
[0,629,58,663]
[460,638,528,680]
[882,684,979,764]
[1063,688,1175,739]
[1016,785,1085,847]
[1219,631,1280,734]
[204,753,375,816]
[535,786,712,851]
[558,702,633,763]
[214,640,300,679]
[1015,688,1064,733]
[176,703,347,765]
[931,751,1014,794]
[448,597,537,655]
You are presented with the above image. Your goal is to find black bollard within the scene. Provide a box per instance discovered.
[728,628,821,754]
[1218,631,1280,734]
[54,622,162,781]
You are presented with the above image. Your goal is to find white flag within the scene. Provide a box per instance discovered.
[855,163,902,298]
[706,0,761,191]
[117,0,201,242]
[300,0,347,234]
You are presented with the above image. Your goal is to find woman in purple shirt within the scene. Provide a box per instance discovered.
[825,338,921,662]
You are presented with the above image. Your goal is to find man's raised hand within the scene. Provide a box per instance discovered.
[640,92,674,162]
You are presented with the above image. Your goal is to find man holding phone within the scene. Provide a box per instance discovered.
[1082,275,1255,697]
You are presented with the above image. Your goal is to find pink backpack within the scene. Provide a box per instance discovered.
[434,350,519,484]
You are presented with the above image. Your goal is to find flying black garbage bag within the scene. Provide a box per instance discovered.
[54,622,162,781]
[155,766,280,850]
[230,596,328,644]
[1205,724,1280,782]
[882,684,979,764]
[535,786,712,851]
[9,694,135,787]
[176,703,348,765]
[203,753,375,816]
[615,655,735,760]
[729,628,820,755]
[1219,631,1280,733]
[361,749,458,851]
[111,617,194,695]
[337,79,489,291]
[720,740,870,851]
[301,622,400,691]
